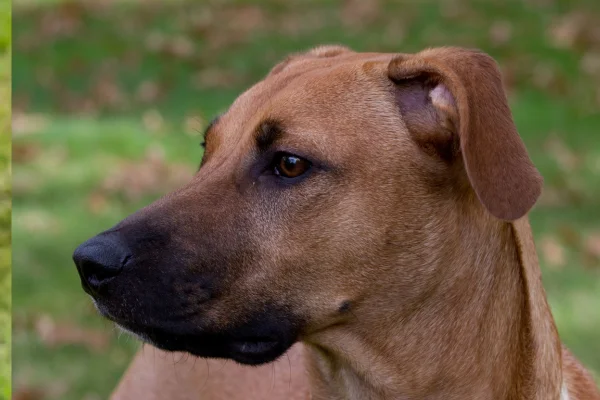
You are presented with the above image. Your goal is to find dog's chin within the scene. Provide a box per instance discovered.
[116,322,294,365]
[96,302,299,366]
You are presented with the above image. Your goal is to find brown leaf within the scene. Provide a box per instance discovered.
[35,314,110,353]
[145,31,167,53]
[543,135,581,172]
[489,20,513,46]
[168,35,195,59]
[13,142,42,164]
[581,52,600,77]
[341,0,381,28]
[548,12,586,49]
[18,210,62,234]
[12,113,50,137]
[531,63,566,93]
[276,10,326,36]
[583,233,600,265]
[202,6,266,51]
[537,186,569,207]
[100,146,194,202]
[135,80,162,103]
[548,11,600,51]
[440,0,474,20]
[223,6,266,34]
[39,2,84,40]
[142,109,165,133]
[557,224,582,248]
[193,68,239,89]
[87,192,109,215]
[11,387,45,400]
[540,236,566,269]
[92,73,128,111]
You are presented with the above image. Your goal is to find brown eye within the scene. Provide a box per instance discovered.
[274,153,311,178]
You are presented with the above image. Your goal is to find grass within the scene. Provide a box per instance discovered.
[12,0,600,398]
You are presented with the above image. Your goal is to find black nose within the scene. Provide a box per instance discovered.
[73,233,131,294]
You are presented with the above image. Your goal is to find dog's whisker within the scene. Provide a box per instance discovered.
[271,362,275,392]
[286,353,292,390]
[200,358,211,391]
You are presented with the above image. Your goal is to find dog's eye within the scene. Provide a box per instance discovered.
[273,153,311,178]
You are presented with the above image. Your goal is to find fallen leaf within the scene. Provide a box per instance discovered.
[35,314,110,353]
[540,236,566,269]
[17,210,61,234]
[276,10,326,36]
[135,80,162,103]
[87,192,109,215]
[145,31,167,53]
[91,73,128,111]
[544,135,581,172]
[167,35,195,59]
[193,68,239,89]
[537,186,569,207]
[100,146,194,202]
[341,0,381,28]
[12,113,50,137]
[39,2,84,40]
[82,394,103,400]
[557,224,582,248]
[548,12,586,49]
[583,233,600,266]
[11,387,45,400]
[142,109,165,133]
[581,52,600,77]
[489,20,513,46]
[13,142,42,164]
[547,11,600,51]
[203,6,266,50]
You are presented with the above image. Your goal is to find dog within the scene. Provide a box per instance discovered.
[73,45,600,399]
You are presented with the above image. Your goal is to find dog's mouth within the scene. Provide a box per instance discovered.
[135,327,288,365]
[96,301,298,365]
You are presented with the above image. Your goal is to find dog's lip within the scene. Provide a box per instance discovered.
[225,337,288,365]
[99,309,293,365]
[228,337,280,354]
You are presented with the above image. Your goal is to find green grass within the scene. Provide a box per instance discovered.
[12,0,600,398]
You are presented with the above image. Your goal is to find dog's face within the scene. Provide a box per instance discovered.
[73,46,542,365]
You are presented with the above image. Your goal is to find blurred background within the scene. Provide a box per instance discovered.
[12,0,600,399]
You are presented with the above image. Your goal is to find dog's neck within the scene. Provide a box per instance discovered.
[304,210,562,400]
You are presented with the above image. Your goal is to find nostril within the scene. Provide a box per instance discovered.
[122,254,132,267]
[73,234,131,293]
[80,258,122,288]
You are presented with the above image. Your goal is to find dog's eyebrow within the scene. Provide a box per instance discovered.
[255,119,284,152]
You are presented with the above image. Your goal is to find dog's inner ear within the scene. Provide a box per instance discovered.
[388,48,543,221]
[392,77,459,162]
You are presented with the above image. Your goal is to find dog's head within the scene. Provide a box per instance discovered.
[73,46,542,365]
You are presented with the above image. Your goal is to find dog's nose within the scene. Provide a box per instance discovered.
[73,233,131,293]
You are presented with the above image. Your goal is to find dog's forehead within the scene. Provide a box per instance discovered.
[217,52,397,148]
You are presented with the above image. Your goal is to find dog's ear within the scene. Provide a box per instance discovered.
[388,47,543,221]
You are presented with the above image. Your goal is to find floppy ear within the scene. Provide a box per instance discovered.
[388,47,543,221]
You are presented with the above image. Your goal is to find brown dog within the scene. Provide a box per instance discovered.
[73,46,600,400]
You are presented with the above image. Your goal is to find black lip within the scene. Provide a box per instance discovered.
[226,338,287,365]
[144,329,292,365]
[104,311,296,365]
